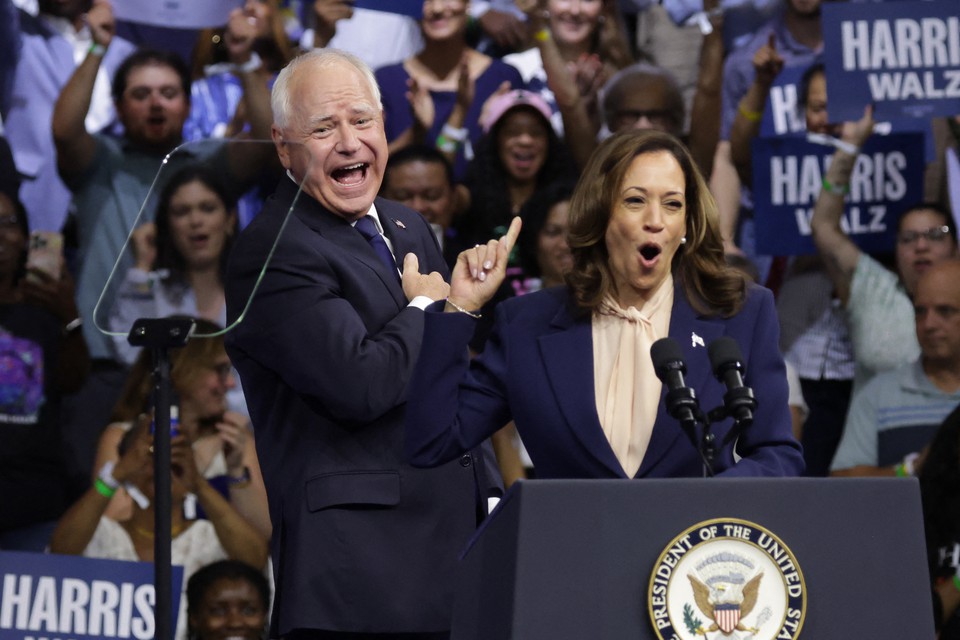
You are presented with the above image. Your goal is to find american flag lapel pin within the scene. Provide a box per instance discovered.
[393,218,406,229]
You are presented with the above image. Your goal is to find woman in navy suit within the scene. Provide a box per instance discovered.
[406,129,804,479]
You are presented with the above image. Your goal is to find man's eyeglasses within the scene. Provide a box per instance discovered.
[0,214,20,230]
[611,109,676,132]
[897,225,951,245]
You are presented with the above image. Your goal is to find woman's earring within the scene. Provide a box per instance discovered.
[680,236,687,245]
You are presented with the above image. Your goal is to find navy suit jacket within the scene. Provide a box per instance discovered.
[407,284,804,479]
[225,180,493,635]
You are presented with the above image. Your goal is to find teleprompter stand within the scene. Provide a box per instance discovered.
[127,317,196,640]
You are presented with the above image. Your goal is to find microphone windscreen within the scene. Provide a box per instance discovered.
[707,336,743,374]
[650,337,684,373]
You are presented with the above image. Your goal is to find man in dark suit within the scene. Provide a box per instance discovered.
[224,49,492,639]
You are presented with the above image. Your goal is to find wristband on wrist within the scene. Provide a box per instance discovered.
[822,178,849,196]
[446,298,482,319]
[901,451,920,476]
[98,460,120,490]
[807,132,860,156]
[203,52,262,77]
[89,42,107,57]
[738,103,762,122]
[235,52,263,74]
[94,477,117,498]
[441,124,469,142]
[64,317,83,335]
[534,27,551,42]
[953,574,960,593]
[436,134,458,154]
[833,139,860,155]
[227,466,252,489]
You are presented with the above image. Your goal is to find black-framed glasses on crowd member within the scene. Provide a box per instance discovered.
[897,225,951,245]
[0,214,20,230]
[611,109,676,132]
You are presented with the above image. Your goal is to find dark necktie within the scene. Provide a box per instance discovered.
[355,215,399,280]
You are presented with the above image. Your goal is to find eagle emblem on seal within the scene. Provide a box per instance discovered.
[687,552,763,635]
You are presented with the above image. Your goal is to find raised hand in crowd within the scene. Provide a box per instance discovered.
[214,411,255,478]
[130,222,157,272]
[477,80,513,128]
[566,52,606,123]
[224,5,260,65]
[730,33,784,186]
[405,75,435,139]
[311,0,355,49]
[84,0,116,49]
[840,102,877,151]
[21,266,91,392]
[753,33,784,89]
[477,8,527,52]
[48,415,154,557]
[810,103,874,304]
[593,0,633,70]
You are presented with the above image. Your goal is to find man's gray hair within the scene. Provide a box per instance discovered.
[271,49,383,129]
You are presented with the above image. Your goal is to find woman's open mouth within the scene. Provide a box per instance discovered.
[639,243,661,267]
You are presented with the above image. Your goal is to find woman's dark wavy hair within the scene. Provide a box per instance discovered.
[919,403,960,575]
[154,165,237,287]
[186,559,270,640]
[566,129,747,316]
[517,179,577,279]
[0,194,31,284]
[459,107,578,245]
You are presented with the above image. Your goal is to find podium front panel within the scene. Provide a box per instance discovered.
[452,478,933,640]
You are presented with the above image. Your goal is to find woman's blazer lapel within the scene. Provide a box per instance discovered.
[537,301,628,477]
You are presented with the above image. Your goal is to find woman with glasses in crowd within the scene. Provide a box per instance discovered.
[51,407,268,640]
[91,318,270,540]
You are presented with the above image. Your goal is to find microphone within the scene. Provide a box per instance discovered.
[650,338,700,427]
[706,337,757,427]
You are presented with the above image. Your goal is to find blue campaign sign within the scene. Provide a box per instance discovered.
[757,65,807,138]
[752,132,925,255]
[0,551,183,640]
[822,0,960,122]
[354,0,422,19]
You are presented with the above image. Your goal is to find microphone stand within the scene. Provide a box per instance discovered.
[663,388,714,477]
[127,317,196,640]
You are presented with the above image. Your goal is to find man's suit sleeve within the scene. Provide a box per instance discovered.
[406,303,512,467]
[231,216,432,425]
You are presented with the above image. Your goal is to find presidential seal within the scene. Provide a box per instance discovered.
[648,518,806,640]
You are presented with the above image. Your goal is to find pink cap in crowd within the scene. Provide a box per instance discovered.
[481,89,553,134]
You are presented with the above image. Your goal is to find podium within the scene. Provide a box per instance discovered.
[451,478,934,639]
